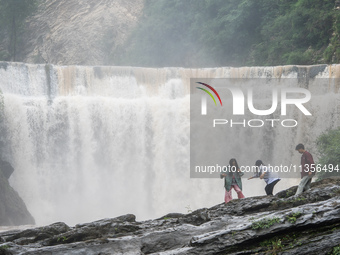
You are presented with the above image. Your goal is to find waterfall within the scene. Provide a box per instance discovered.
[0,62,339,226]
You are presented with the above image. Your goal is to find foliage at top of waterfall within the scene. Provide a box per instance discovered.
[0,0,338,66]
[117,0,340,67]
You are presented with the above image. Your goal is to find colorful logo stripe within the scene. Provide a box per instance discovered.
[196,87,217,105]
[196,82,223,106]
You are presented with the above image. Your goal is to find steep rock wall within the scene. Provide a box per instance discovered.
[20,0,144,65]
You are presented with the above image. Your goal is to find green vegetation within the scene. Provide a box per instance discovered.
[0,0,338,66]
[255,223,340,254]
[57,236,68,242]
[286,212,302,224]
[251,217,281,230]
[285,189,295,198]
[316,127,340,180]
[291,196,306,203]
[259,234,303,253]
[0,244,9,250]
[115,0,340,67]
[260,237,284,254]
[329,245,340,255]
[270,238,283,252]
[0,0,39,61]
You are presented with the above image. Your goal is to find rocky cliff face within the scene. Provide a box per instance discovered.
[0,177,339,254]
[20,0,144,65]
[0,162,35,226]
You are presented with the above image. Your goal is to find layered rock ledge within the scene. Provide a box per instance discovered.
[0,177,340,255]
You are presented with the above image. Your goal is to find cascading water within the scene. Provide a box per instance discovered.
[0,62,339,226]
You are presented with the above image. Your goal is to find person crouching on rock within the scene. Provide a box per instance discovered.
[248,160,281,196]
[220,158,245,203]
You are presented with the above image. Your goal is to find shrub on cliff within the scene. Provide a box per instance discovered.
[117,0,340,67]
[316,127,340,179]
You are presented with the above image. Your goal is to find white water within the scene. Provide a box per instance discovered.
[0,63,339,226]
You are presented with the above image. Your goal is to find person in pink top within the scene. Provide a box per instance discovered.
[220,158,245,203]
[295,143,315,195]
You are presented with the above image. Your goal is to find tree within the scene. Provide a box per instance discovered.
[117,0,339,67]
[316,127,340,179]
[0,0,39,61]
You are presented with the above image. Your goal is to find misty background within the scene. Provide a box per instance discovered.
[0,0,339,227]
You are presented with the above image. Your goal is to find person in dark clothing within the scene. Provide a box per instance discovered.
[220,158,245,203]
[248,160,280,196]
[295,143,315,195]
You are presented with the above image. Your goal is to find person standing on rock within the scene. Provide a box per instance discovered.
[295,143,315,195]
[220,158,245,203]
[248,160,280,195]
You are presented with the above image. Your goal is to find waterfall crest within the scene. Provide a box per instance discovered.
[0,62,339,225]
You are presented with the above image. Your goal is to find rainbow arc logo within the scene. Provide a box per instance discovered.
[196,82,222,115]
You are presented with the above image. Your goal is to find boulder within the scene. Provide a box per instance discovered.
[0,178,339,254]
[0,160,14,179]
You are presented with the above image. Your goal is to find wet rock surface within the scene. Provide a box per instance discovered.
[0,160,14,180]
[21,0,144,65]
[0,177,340,254]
